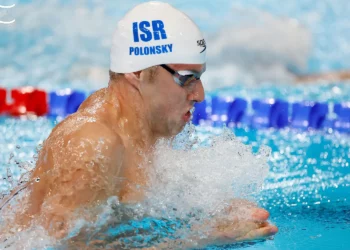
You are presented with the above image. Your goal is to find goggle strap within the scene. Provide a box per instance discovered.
[160,64,176,75]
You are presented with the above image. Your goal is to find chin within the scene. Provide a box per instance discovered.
[174,123,187,135]
[164,124,184,137]
[158,119,187,138]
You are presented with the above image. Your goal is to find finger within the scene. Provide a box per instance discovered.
[235,225,278,242]
[250,208,270,221]
[215,220,261,240]
[228,207,269,222]
[258,221,270,228]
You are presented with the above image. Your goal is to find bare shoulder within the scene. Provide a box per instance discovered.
[68,120,123,149]
[29,117,125,213]
[48,114,123,153]
[24,116,126,236]
[68,121,124,159]
[34,114,125,181]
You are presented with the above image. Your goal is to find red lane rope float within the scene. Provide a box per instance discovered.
[0,88,7,114]
[4,87,48,116]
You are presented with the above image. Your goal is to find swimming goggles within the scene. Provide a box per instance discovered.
[160,64,205,87]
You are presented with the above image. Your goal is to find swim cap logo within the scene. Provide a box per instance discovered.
[130,20,173,56]
[132,20,167,42]
[197,39,206,53]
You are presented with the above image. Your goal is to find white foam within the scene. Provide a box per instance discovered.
[144,126,270,220]
[0,225,55,250]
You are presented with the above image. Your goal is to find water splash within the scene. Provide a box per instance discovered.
[144,126,270,220]
[0,124,271,249]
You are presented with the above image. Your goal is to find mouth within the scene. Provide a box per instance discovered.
[182,108,193,122]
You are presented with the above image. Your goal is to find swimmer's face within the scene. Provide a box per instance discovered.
[142,63,206,137]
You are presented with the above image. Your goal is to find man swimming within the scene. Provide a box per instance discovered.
[3,1,277,248]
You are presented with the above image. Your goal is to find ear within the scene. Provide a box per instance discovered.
[124,71,142,90]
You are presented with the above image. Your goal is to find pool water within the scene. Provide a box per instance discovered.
[3,0,350,92]
[1,0,350,249]
[197,127,349,250]
[0,118,349,249]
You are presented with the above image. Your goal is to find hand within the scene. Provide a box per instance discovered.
[204,199,278,245]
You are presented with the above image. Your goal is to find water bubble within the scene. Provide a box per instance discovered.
[8,152,14,162]
[6,168,14,188]
[145,127,270,220]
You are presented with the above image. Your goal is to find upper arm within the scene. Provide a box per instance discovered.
[32,122,125,212]
[19,122,125,237]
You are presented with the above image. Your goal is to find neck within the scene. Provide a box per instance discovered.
[106,78,158,152]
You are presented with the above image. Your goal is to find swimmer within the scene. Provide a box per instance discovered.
[295,69,350,83]
[3,1,278,248]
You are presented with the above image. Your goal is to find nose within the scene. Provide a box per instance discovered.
[187,80,205,103]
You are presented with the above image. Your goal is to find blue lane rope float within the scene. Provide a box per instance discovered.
[48,90,71,117]
[333,103,350,133]
[0,87,349,133]
[251,99,289,129]
[290,102,328,130]
[227,98,248,125]
[193,96,349,133]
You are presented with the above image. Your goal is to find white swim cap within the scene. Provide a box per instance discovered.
[110,1,207,73]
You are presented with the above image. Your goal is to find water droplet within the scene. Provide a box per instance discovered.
[8,153,14,163]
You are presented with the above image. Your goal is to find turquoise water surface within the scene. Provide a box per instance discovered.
[0,118,349,249]
[1,0,350,249]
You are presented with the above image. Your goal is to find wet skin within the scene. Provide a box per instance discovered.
[3,64,277,247]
